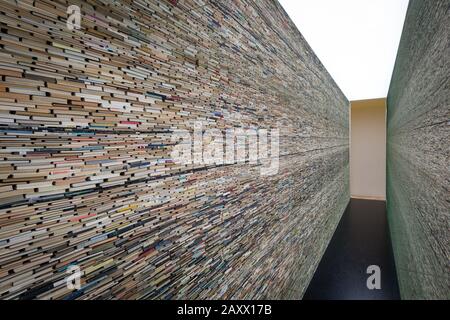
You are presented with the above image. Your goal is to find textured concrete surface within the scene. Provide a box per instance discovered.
[387,0,449,299]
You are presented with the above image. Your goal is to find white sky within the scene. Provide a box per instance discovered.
[279,0,409,101]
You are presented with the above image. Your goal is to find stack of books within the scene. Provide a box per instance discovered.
[0,0,349,299]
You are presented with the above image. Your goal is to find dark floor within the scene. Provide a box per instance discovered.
[303,198,400,300]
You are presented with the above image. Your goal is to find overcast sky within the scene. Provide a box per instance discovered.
[279,0,409,101]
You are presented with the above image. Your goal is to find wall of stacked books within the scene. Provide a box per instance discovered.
[386,0,449,299]
[0,0,349,299]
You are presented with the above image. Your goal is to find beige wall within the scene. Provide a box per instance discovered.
[350,98,386,200]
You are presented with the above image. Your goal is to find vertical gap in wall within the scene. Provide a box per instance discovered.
[349,101,352,196]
